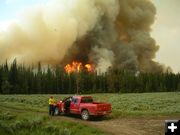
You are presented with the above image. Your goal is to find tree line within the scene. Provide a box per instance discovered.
[0,60,180,94]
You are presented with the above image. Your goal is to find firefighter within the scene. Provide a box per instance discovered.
[49,96,56,116]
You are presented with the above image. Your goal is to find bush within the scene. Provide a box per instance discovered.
[0,112,16,120]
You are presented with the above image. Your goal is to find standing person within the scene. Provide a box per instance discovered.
[49,96,56,116]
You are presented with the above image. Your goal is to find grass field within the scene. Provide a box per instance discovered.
[0,110,106,135]
[0,92,179,116]
[0,92,179,135]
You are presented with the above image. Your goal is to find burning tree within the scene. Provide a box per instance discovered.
[64,61,95,94]
[64,61,94,74]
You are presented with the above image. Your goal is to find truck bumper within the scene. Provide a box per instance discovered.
[91,111,112,116]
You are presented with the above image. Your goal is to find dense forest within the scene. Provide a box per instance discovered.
[0,60,180,94]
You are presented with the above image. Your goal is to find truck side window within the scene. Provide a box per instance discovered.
[72,98,78,104]
[81,97,93,103]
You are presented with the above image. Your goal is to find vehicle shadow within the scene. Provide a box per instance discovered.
[90,115,113,121]
[58,113,113,121]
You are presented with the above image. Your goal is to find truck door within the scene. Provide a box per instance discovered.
[70,97,79,114]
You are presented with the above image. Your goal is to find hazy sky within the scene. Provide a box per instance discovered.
[152,0,180,73]
[0,0,179,72]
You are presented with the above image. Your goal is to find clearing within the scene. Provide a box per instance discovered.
[0,92,179,135]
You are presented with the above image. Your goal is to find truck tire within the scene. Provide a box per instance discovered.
[54,107,60,116]
[81,110,90,120]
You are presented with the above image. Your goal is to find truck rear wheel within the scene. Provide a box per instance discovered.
[81,110,90,120]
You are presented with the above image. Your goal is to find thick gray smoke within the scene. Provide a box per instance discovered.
[0,0,168,73]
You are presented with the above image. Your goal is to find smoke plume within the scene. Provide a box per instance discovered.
[0,0,168,73]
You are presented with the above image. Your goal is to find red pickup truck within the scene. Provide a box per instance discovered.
[55,95,111,120]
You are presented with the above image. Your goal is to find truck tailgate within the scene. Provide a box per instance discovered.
[95,103,111,112]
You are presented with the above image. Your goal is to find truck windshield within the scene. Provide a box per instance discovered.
[81,97,93,103]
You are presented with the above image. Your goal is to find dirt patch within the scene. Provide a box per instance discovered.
[87,118,163,135]
[85,116,180,135]
[0,105,179,135]
[51,115,180,135]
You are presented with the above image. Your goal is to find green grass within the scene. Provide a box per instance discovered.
[92,92,180,117]
[0,95,108,135]
[0,92,179,117]
[0,92,179,135]
[0,110,106,135]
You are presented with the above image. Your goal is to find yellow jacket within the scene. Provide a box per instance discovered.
[49,98,55,105]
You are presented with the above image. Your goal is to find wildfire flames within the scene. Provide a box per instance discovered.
[64,61,94,73]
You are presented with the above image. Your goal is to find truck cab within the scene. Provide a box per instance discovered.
[55,95,112,120]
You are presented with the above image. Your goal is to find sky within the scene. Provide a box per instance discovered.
[151,0,180,73]
[0,0,47,30]
[152,0,180,72]
[0,0,179,73]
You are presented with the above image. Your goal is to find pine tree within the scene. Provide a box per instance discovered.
[0,66,2,93]
[9,59,19,94]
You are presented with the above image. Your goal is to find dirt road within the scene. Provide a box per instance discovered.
[48,111,179,135]
[1,105,179,135]
[61,115,180,135]
[87,117,165,135]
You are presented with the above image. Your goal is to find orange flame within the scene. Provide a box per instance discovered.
[85,64,93,72]
[64,61,94,73]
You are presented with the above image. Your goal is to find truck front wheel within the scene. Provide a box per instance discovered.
[81,110,90,120]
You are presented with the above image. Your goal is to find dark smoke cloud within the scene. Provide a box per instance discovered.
[0,0,169,73]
